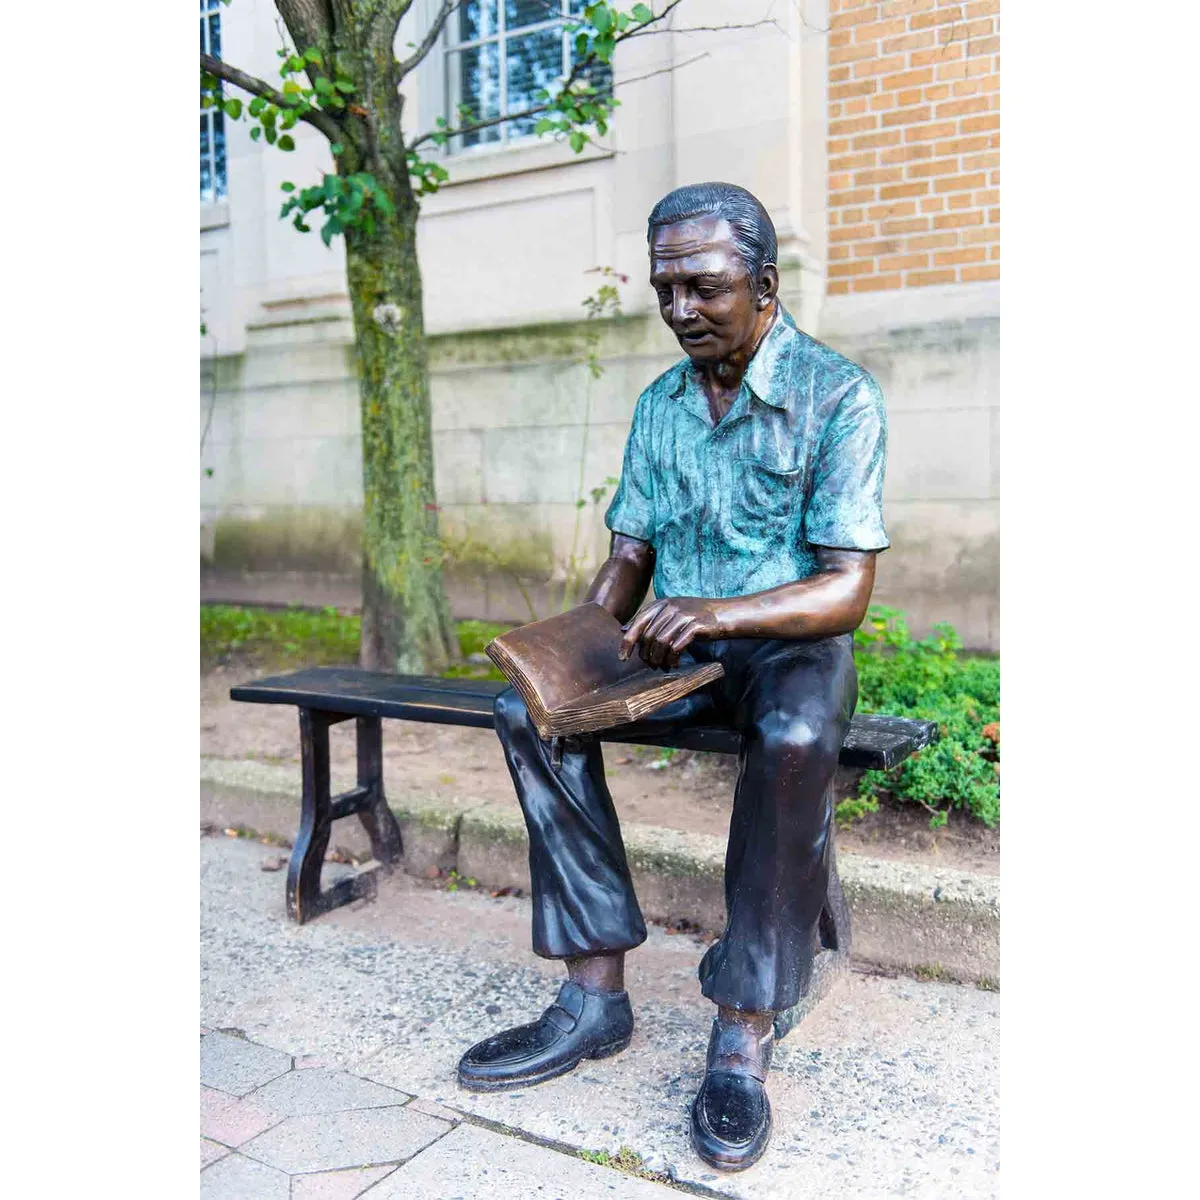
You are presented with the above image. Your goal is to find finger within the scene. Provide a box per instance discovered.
[652,615,691,668]
[620,603,662,660]
[666,620,698,667]
[640,608,681,668]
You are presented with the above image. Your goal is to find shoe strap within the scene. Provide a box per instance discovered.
[706,1018,774,1082]
[543,980,586,1033]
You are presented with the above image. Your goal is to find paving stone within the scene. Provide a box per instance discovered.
[252,1067,411,1117]
[200,1138,230,1169]
[241,1106,451,1174]
[405,1098,461,1125]
[291,1165,398,1199]
[200,1151,290,1199]
[201,1031,292,1097]
[360,1123,678,1197]
[200,1085,283,1146]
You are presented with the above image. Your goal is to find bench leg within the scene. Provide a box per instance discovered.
[288,708,380,924]
[773,814,853,1041]
[354,715,403,868]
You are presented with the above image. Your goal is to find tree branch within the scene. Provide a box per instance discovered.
[623,18,782,40]
[395,0,459,79]
[201,53,344,143]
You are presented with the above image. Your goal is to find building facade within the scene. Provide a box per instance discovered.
[200,0,999,649]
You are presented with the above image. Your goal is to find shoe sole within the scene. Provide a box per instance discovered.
[457,1033,632,1094]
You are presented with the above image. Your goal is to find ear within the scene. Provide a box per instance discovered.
[756,263,780,310]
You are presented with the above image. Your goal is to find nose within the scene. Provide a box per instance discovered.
[670,288,697,327]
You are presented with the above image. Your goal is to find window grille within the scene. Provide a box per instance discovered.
[200,0,227,203]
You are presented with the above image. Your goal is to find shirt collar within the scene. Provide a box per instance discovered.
[671,303,798,417]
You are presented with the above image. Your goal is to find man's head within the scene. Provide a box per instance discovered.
[647,182,779,364]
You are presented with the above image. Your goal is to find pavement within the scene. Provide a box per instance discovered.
[200,833,1000,1198]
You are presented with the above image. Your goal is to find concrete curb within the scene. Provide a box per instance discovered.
[201,757,999,985]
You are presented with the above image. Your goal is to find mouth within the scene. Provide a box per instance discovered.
[676,329,714,345]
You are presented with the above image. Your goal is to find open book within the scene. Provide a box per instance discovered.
[485,602,725,739]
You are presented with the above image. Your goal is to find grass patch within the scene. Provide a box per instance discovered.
[578,1146,667,1182]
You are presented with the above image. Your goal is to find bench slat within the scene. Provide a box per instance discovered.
[230,666,937,771]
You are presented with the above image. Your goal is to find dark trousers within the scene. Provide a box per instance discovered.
[493,634,857,1014]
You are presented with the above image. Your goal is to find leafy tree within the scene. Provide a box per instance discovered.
[201,1,694,673]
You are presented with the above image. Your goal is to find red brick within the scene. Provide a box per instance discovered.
[855,167,905,185]
[880,67,936,91]
[962,113,1000,134]
[830,66,852,83]
[881,31,936,54]
[870,92,903,112]
[975,187,999,205]
[830,222,877,242]
[829,173,855,191]
[935,60,971,80]
[963,151,1000,171]
[947,192,973,210]
[831,42,879,66]
[933,246,988,266]
[911,9,967,30]
[964,0,1000,16]
[880,180,931,199]
[827,280,851,295]
[880,0,936,16]
[828,138,852,155]
[843,97,870,116]
[879,253,930,271]
[853,238,905,257]
[907,231,959,251]
[933,211,985,229]
[831,151,879,172]
[851,274,905,292]
[988,206,1000,223]
[960,17,996,39]
[881,141,934,164]
[828,244,854,260]
[922,83,952,101]
[906,158,961,178]
[852,129,904,150]
[839,207,866,223]
[905,120,957,142]
[905,268,956,287]
[961,263,1000,281]
[854,18,908,42]
[934,134,995,155]
[880,216,931,235]
[911,43,965,67]
[830,187,878,206]
[896,87,925,107]
[988,243,1000,259]
[868,199,918,219]
[882,104,932,127]
[920,195,946,212]
[831,115,879,136]
[933,171,987,193]
[831,78,879,101]
[855,53,909,79]
[973,35,1001,55]
[828,260,877,278]
[961,225,1000,245]
[831,5,891,30]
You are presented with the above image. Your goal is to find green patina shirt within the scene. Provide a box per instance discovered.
[604,305,888,600]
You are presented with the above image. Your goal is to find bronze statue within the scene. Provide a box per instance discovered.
[457,182,888,1173]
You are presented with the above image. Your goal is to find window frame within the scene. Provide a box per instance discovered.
[200,0,228,206]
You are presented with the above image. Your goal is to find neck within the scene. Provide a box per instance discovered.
[700,301,778,394]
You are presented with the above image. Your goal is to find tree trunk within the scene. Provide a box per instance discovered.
[344,201,458,674]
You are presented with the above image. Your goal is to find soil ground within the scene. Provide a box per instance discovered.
[202,662,999,876]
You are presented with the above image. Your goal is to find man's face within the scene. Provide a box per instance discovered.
[649,217,764,364]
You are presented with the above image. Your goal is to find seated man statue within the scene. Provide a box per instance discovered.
[457,182,888,1173]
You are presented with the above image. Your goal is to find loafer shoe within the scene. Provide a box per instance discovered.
[457,980,633,1092]
[690,1016,775,1172]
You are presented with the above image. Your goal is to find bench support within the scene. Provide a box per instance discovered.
[288,709,405,924]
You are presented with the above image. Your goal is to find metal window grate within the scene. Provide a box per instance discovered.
[445,1,609,153]
[201,0,227,203]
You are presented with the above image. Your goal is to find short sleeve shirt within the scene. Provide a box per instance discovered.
[604,305,888,601]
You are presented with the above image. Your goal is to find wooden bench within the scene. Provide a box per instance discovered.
[230,665,938,1036]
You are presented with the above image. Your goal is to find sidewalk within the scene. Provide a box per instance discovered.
[201,834,1000,1198]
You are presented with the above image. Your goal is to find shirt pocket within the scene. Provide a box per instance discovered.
[729,458,805,541]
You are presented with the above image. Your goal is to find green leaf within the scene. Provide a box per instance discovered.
[248,96,266,116]
[320,217,344,247]
[278,134,295,151]
[280,181,295,192]
[591,5,613,36]
[250,126,262,141]
[264,125,277,144]
[632,3,653,23]
[534,118,555,135]
[334,78,355,93]
[569,131,587,153]
[282,79,300,96]
[303,47,323,65]
[330,142,345,156]
[314,76,333,94]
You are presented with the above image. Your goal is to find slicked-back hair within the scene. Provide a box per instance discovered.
[647,182,778,281]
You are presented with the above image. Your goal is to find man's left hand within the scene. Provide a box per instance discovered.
[618,597,723,668]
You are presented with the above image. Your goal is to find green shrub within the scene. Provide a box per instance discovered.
[200,604,360,668]
[851,606,1000,828]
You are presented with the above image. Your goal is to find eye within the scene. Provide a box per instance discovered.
[655,290,671,307]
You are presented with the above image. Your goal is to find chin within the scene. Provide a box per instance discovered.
[679,339,726,362]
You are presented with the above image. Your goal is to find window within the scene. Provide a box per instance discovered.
[200,0,227,203]
[445,1,610,152]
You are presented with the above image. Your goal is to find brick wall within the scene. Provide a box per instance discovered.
[826,0,999,294]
